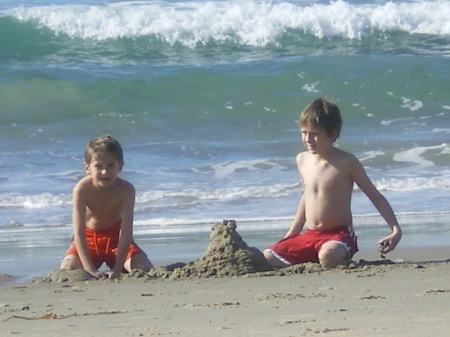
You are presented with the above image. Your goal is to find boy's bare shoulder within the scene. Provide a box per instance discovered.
[335,148,361,164]
[116,177,135,193]
[334,148,357,160]
[332,148,364,174]
[73,175,92,192]
[296,151,309,163]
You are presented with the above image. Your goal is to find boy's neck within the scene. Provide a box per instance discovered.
[311,145,336,161]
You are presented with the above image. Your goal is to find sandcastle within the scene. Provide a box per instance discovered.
[149,219,274,279]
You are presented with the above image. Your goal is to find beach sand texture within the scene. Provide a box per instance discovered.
[1,221,449,336]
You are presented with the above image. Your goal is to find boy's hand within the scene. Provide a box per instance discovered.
[378,228,402,257]
[107,270,121,280]
[89,270,107,279]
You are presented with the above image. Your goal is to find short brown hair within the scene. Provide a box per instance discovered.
[84,135,124,164]
[299,98,342,140]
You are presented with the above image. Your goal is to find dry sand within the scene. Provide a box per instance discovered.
[1,220,449,336]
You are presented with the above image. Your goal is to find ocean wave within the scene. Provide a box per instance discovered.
[2,209,449,235]
[0,193,71,210]
[3,0,450,47]
[133,210,450,233]
[1,173,449,213]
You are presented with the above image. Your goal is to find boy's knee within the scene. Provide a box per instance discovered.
[60,255,82,270]
[263,250,290,269]
[126,254,154,272]
[263,249,272,261]
[318,243,348,269]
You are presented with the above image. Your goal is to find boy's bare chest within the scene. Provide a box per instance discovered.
[85,190,123,213]
[302,161,348,192]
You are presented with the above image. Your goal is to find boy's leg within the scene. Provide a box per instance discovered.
[263,250,291,268]
[60,254,83,270]
[318,241,348,268]
[124,253,154,272]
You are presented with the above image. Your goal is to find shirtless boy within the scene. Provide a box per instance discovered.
[60,135,153,279]
[264,98,402,268]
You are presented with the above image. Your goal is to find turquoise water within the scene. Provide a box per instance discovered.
[0,0,449,280]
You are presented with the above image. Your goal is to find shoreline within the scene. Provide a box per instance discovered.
[2,213,450,283]
[1,231,450,284]
[1,241,449,285]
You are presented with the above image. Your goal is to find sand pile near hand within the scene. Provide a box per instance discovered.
[41,269,95,283]
[149,220,273,279]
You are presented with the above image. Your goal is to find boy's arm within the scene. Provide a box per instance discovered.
[285,153,306,238]
[350,156,402,253]
[109,182,135,280]
[285,195,306,238]
[72,183,104,279]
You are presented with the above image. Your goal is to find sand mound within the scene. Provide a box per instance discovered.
[0,273,14,283]
[41,269,95,283]
[148,220,273,279]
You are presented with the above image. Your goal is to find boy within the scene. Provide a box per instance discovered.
[264,98,402,268]
[60,135,153,279]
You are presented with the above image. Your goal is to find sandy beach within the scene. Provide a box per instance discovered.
[1,222,450,337]
[1,258,450,337]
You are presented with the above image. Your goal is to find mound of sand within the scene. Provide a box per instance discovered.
[41,269,95,283]
[148,220,274,279]
[0,273,14,283]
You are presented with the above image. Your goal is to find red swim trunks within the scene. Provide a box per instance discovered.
[265,226,358,265]
[64,221,145,270]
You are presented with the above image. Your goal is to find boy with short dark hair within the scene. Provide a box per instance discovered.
[60,135,153,279]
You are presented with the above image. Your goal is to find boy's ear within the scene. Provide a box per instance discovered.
[331,129,339,142]
[83,162,90,174]
[119,161,124,172]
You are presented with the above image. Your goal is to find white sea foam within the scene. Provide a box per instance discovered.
[374,176,450,192]
[380,117,414,126]
[393,143,448,167]
[432,128,450,134]
[5,0,450,46]
[400,97,423,112]
[136,183,300,206]
[210,159,288,179]
[3,173,448,215]
[0,193,70,210]
[358,150,385,162]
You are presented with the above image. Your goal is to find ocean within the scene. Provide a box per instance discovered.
[1,0,449,281]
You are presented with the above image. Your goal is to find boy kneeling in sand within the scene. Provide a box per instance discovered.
[60,135,153,279]
[264,98,402,268]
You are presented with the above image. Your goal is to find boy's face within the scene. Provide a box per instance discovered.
[300,123,336,155]
[84,152,123,188]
